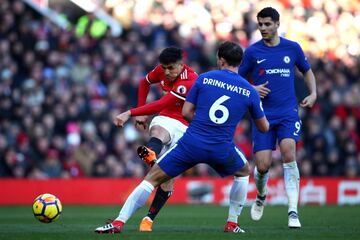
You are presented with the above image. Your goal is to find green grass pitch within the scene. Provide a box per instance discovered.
[1,205,359,240]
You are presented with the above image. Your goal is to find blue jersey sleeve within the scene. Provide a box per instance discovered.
[238,48,253,78]
[294,42,311,73]
[185,77,201,105]
[249,89,265,120]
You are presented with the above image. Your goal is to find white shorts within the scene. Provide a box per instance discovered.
[149,116,187,156]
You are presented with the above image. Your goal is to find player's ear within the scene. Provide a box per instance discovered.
[275,20,280,28]
[176,61,184,70]
[219,57,227,67]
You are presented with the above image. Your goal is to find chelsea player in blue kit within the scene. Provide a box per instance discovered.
[95,41,269,234]
[238,7,317,228]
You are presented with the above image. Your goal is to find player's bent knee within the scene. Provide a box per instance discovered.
[254,150,272,173]
[256,162,271,173]
[149,125,171,143]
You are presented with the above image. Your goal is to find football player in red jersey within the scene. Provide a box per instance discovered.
[113,47,198,231]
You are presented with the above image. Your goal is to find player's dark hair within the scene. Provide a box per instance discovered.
[217,41,243,67]
[159,47,183,65]
[257,7,280,22]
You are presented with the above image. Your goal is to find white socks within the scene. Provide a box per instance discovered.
[116,180,154,223]
[254,167,269,196]
[283,161,300,213]
[227,176,249,223]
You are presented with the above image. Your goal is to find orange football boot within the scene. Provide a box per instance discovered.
[139,216,153,232]
[137,146,156,166]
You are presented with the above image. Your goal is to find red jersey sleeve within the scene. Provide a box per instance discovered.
[130,93,178,116]
[137,65,163,107]
[137,77,150,107]
[146,65,163,84]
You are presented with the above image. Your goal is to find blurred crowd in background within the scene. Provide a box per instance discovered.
[0,0,359,179]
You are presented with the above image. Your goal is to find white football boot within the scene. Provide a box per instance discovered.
[288,211,301,228]
[250,194,266,221]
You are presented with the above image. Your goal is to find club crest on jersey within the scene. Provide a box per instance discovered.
[258,68,266,76]
[283,56,290,63]
[176,85,187,94]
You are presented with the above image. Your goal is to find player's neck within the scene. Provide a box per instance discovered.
[263,35,280,47]
[221,66,238,73]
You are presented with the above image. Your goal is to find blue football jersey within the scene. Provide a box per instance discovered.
[182,69,264,150]
[238,37,310,119]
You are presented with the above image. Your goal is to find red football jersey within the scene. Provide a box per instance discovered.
[137,64,198,125]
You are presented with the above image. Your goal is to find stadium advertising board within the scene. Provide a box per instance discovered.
[0,178,359,205]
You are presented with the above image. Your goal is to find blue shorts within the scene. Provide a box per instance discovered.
[158,140,247,178]
[252,114,301,153]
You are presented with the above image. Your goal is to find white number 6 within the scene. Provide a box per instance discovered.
[209,95,230,124]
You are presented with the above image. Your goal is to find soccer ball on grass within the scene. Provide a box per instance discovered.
[33,193,62,223]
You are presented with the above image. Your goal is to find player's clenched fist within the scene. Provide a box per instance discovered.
[134,115,148,131]
[113,110,131,128]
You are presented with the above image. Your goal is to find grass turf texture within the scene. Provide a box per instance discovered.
[0,205,359,240]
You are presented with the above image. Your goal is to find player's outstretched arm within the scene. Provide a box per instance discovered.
[131,93,178,116]
[300,69,317,108]
[182,101,196,122]
[254,116,269,133]
[113,93,180,128]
